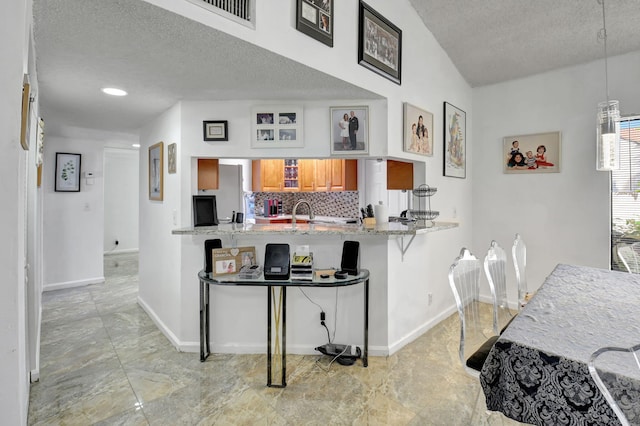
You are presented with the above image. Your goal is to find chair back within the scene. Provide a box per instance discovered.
[448,248,491,371]
[484,240,512,335]
[512,233,528,308]
[588,343,640,426]
[618,243,640,274]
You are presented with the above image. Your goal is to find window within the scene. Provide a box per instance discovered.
[611,117,640,271]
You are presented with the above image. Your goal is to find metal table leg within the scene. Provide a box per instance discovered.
[363,277,369,367]
[199,278,210,362]
[267,286,286,387]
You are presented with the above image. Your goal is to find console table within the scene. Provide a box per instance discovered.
[198,269,370,387]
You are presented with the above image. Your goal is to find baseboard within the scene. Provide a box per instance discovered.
[136,296,183,350]
[43,276,104,292]
[387,305,458,356]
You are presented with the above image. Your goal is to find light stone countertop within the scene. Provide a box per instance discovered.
[172,220,458,236]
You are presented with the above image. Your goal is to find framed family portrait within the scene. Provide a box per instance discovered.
[443,102,466,179]
[296,0,333,47]
[358,1,402,85]
[503,131,561,174]
[54,152,81,192]
[403,103,433,156]
[149,141,163,201]
[330,106,369,155]
[203,121,228,141]
[251,106,304,148]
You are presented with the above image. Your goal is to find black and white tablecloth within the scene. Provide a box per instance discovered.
[480,264,640,425]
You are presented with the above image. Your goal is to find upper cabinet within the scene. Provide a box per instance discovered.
[386,159,413,190]
[197,159,219,190]
[252,159,357,192]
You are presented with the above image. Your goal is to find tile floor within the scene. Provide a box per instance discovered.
[28,252,524,425]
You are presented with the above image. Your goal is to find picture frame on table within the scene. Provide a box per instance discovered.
[149,141,163,201]
[403,103,433,156]
[296,0,333,47]
[54,152,81,192]
[503,131,561,174]
[211,246,257,276]
[358,1,402,85]
[443,102,466,179]
[251,106,304,148]
[330,106,369,155]
[203,120,228,141]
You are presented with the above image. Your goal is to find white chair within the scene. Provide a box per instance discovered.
[618,243,640,274]
[512,233,529,309]
[588,343,640,426]
[484,240,513,335]
[448,248,499,376]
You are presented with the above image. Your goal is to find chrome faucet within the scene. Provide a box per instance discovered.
[291,199,314,226]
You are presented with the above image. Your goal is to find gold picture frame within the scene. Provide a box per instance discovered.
[20,75,31,150]
[149,142,164,201]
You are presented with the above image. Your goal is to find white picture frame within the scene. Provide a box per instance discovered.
[251,105,304,148]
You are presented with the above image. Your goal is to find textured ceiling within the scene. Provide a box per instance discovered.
[33,0,640,137]
[408,0,640,87]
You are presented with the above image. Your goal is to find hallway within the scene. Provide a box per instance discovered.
[28,252,519,425]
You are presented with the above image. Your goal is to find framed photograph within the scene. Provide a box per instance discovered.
[20,76,31,150]
[149,141,163,201]
[403,103,433,156]
[203,120,228,141]
[296,0,333,47]
[504,131,561,174]
[443,102,466,179]
[54,152,81,192]
[168,143,177,174]
[251,106,304,148]
[330,106,369,155]
[358,1,402,85]
[211,246,256,276]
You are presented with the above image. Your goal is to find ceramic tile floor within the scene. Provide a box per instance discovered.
[28,252,525,425]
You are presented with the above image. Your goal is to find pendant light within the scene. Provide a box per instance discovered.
[596,0,620,171]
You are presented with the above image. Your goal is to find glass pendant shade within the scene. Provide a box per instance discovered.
[596,100,620,171]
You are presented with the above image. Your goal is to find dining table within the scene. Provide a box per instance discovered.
[480,263,640,425]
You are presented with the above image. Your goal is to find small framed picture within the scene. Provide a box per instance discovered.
[167,143,177,174]
[203,121,228,141]
[54,152,81,192]
[358,1,402,85]
[403,103,433,156]
[330,106,369,155]
[211,246,257,276]
[149,141,163,201]
[503,131,561,174]
[296,0,333,47]
[251,106,304,148]
[443,102,466,179]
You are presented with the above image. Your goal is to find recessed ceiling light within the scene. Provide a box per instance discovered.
[132,143,141,148]
[101,87,127,96]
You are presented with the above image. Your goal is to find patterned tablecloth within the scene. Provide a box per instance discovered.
[480,264,640,425]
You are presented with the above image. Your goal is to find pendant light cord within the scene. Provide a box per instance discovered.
[598,0,610,103]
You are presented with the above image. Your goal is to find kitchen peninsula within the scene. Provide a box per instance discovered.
[161,220,458,359]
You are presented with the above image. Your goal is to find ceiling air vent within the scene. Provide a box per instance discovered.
[187,0,254,26]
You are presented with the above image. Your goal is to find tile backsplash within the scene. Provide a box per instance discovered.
[253,192,359,218]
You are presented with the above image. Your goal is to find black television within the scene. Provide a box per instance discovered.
[193,195,219,226]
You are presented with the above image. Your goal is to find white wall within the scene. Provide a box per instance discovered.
[138,0,473,353]
[43,137,105,290]
[1,0,31,422]
[104,147,139,253]
[472,51,640,302]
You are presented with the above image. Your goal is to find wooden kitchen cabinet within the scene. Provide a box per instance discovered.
[197,159,219,190]
[253,159,357,192]
[386,159,413,190]
[252,159,285,191]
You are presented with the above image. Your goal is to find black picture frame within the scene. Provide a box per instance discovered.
[193,195,219,226]
[203,120,228,141]
[296,0,333,47]
[443,102,466,179]
[358,1,402,85]
[54,152,81,192]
